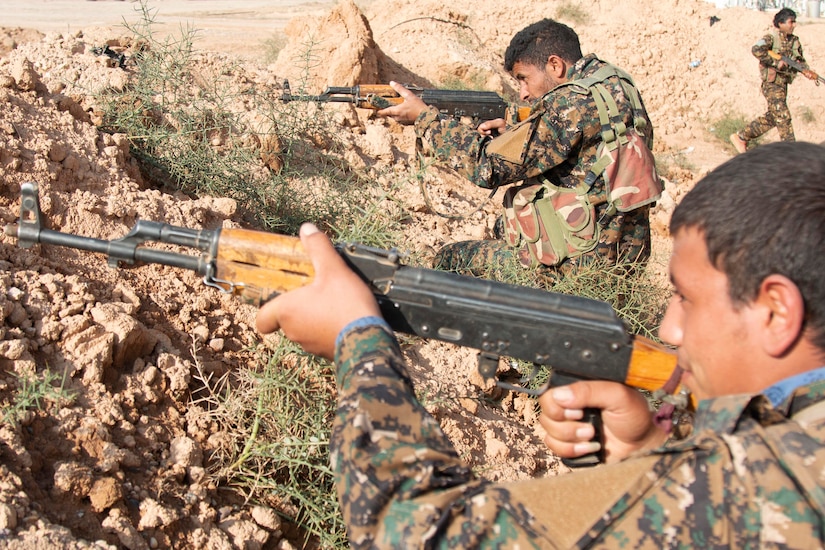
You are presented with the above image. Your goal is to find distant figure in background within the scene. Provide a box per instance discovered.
[730,8,819,153]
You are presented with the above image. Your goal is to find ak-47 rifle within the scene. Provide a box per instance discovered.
[768,50,825,85]
[4,182,687,466]
[280,80,531,123]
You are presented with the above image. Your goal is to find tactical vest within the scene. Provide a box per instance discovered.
[495,61,661,268]
[763,31,802,84]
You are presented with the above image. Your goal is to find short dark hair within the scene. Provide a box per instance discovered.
[504,19,583,72]
[774,8,796,27]
[670,141,825,350]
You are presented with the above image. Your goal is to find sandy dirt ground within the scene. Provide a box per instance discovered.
[0,0,339,55]
[1,0,825,548]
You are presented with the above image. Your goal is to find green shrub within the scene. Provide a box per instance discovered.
[192,337,345,548]
[797,105,816,124]
[1,369,74,427]
[98,3,378,236]
[708,113,765,152]
[555,2,589,26]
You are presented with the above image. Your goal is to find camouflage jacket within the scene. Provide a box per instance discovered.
[413,53,654,201]
[753,31,808,85]
[331,320,825,548]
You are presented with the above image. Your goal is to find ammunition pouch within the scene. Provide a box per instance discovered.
[502,181,598,268]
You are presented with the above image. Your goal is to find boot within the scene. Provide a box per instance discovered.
[729,133,748,154]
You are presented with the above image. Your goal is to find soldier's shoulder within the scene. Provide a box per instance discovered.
[754,33,774,47]
[533,90,586,121]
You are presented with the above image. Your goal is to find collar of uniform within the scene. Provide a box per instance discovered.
[784,376,825,418]
[692,394,754,435]
[762,365,825,407]
[692,375,825,435]
[567,53,601,81]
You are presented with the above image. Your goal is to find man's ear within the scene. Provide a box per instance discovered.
[756,274,806,357]
[545,55,567,79]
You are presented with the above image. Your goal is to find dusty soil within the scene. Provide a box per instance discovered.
[1,0,824,548]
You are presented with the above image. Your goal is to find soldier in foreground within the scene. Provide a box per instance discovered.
[376,19,659,279]
[257,141,825,547]
[731,8,819,153]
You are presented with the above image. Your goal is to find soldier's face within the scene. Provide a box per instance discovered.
[510,61,559,102]
[659,227,761,402]
[777,17,796,34]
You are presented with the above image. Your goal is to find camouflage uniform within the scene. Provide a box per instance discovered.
[332,320,825,548]
[740,32,809,143]
[414,54,654,276]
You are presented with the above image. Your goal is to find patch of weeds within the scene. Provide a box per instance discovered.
[1,369,74,427]
[656,149,696,178]
[439,70,488,91]
[549,256,671,339]
[797,105,816,124]
[97,3,379,235]
[331,172,407,250]
[555,2,589,25]
[708,113,747,142]
[193,337,345,549]
[708,113,764,151]
[262,32,287,64]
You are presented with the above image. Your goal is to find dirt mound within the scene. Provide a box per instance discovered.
[1,0,825,547]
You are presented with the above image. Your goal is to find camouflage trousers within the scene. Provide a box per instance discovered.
[740,81,795,142]
[433,205,651,281]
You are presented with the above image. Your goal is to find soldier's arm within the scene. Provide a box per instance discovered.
[331,325,465,545]
[752,34,775,65]
[794,39,809,69]
[413,101,578,190]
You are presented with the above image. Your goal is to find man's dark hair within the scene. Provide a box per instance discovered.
[774,8,796,27]
[504,19,583,72]
[670,141,825,350]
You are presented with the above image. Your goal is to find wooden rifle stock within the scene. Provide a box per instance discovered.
[211,228,314,303]
[627,335,678,392]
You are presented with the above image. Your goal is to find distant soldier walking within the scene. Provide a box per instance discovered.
[731,8,819,153]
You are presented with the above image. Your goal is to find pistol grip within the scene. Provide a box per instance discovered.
[560,407,604,468]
